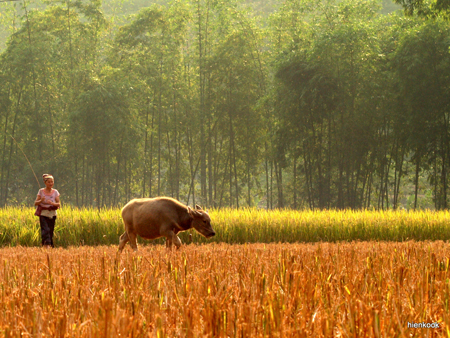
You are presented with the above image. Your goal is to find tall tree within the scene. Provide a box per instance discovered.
[392,19,450,209]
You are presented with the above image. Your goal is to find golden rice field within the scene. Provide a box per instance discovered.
[1,207,450,336]
[1,207,450,246]
[0,241,449,337]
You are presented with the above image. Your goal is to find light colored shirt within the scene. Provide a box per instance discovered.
[37,188,60,218]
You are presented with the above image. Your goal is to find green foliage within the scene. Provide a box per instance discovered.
[0,0,448,212]
[394,0,450,19]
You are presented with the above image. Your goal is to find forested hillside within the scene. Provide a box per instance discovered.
[0,0,447,210]
[0,0,400,50]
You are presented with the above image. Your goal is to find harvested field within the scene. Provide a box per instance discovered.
[0,241,448,337]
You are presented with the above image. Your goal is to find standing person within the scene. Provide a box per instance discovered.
[34,174,60,247]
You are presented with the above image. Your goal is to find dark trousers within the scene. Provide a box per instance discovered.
[39,216,56,247]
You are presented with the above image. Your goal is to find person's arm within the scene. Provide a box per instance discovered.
[51,195,60,208]
[34,194,43,206]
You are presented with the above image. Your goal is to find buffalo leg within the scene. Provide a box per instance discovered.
[174,235,182,248]
[128,232,138,252]
[171,232,182,248]
[161,229,182,249]
[118,232,129,252]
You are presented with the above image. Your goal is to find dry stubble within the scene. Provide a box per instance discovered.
[0,241,448,337]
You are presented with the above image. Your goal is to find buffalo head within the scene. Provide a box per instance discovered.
[188,205,215,238]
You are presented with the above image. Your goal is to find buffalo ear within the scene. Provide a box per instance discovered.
[195,204,202,210]
[188,206,201,218]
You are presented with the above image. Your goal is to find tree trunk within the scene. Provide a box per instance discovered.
[265,142,270,209]
[0,83,12,205]
[149,98,155,197]
[293,155,297,209]
[233,135,239,208]
[142,98,150,197]
[229,110,233,207]
[166,113,173,197]
[158,63,163,196]
[24,3,43,160]
[414,153,420,210]
[113,135,124,206]
[3,88,22,206]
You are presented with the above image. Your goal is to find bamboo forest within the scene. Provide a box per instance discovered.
[0,0,449,210]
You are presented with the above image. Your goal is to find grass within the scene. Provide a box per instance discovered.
[1,207,450,247]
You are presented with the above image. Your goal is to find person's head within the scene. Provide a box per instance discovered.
[43,174,54,189]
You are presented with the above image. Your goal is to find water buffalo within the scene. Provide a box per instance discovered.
[118,197,215,252]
